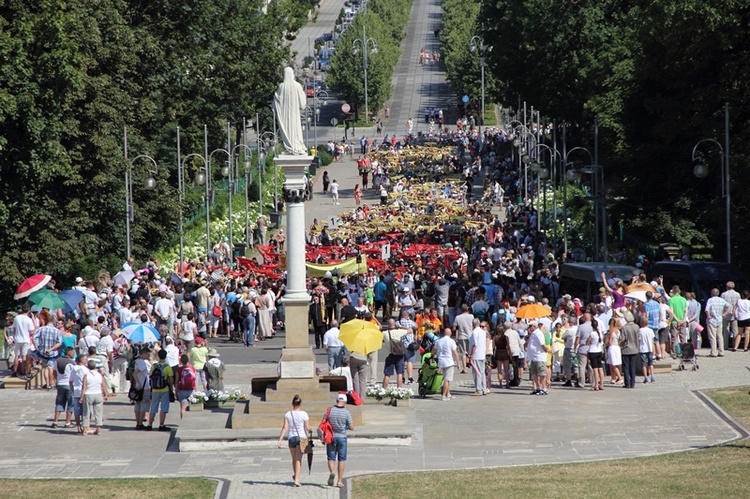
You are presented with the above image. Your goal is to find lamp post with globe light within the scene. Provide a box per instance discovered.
[123,126,159,260]
[691,102,731,263]
[352,25,377,122]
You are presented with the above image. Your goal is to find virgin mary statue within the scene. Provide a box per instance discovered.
[273,67,308,155]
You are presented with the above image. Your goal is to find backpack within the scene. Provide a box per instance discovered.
[231,299,242,318]
[421,333,436,353]
[317,407,334,444]
[178,366,196,391]
[389,331,407,356]
[150,363,168,390]
[241,300,251,318]
[424,281,436,298]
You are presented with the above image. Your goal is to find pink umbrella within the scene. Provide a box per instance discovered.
[14,274,51,300]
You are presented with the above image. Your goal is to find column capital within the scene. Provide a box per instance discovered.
[282,177,311,204]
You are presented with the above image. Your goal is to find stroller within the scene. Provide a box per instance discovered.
[678,341,699,371]
[417,352,444,398]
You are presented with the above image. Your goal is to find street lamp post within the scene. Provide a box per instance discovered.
[178,126,212,261]
[123,126,158,260]
[691,102,731,263]
[312,90,329,150]
[531,144,562,236]
[469,36,485,134]
[259,130,278,211]
[352,25,377,122]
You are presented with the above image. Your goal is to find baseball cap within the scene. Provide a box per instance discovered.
[75,277,84,283]
[337,394,347,403]
[528,320,539,327]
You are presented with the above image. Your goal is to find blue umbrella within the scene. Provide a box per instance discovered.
[120,322,159,344]
[59,289,84,314]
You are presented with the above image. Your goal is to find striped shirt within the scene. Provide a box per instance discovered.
[644,300,660,330]
[326,405,353,438]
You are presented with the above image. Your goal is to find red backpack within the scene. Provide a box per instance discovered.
[178,365,196,391]
[317,407,334,444]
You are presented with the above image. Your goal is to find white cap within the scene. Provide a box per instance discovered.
[337,394,347,403]
[75,277,83,283]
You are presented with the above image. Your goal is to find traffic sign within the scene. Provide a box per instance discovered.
[462,95,469,103]
[341,103,351,113]
[331,118,339,127]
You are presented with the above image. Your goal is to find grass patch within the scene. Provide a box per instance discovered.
[0,477,216,499]
[353,387,750,499]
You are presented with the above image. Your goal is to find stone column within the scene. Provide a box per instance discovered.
[276,155,316,379]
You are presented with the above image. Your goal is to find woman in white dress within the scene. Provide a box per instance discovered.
[277,395,310,487]
[605,318,622,384]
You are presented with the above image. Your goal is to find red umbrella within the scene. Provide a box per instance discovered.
[14,274,51,300]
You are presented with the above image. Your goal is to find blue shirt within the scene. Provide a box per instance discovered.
[374,281,387,302]
[644,299,660,330]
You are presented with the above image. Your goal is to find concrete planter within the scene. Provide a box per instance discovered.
[188,402,203,412]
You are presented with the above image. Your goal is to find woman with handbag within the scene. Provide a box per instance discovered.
[277,394,311,487]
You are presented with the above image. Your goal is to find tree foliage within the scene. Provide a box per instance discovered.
[479,0,750,264]
[0,0,288,299]
[327,0,411,119]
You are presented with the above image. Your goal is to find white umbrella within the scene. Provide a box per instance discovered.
[120,322,159,343]
[624,291,648,303]
[113,269,135,287]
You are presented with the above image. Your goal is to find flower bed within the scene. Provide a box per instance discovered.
[365,386,413,406]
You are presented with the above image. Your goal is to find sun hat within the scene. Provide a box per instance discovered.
[207,348,220,357]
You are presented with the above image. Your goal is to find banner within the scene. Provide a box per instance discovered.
[306,256,368,277]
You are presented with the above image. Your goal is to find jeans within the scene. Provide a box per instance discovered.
[622,354,637,388]
[326,436,348,462]
[327,346,342,371]
[243,315,256,346]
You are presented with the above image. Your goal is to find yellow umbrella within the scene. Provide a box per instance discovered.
[338,319,383,355]
[515,303,553,319]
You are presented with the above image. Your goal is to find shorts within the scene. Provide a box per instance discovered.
[178,389,195,403]
[326,436,348,462]
[588,351,603,369]
[738,319,750,328]
[658,328,670,344]
[530,360,547,377]
[150,390,171,414]
[73,398,83,418]
[640,352,653,367]
[405,350,416,363]
[383,354,405,376]
[136,389,152,414]
[14,342,30,358]
[33,352,57,368]
[440,366,455,382]
[55,385,73,413]
[288,436,300,448]
[457,338,469,356]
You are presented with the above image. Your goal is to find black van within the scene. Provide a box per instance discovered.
[559,262,641,303]
[651,261,748,303]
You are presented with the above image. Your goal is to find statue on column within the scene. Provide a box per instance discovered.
[273,67,308,156]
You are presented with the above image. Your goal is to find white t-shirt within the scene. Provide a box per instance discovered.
[588,329,603,353]
[134,358,152,390]
[323,328,343,348]
[12,314,34,343]
[97,334,114,356]
[182,321,196,342]
[165,344,180,367]
[84,369,103,395]
[638,327,655,353]
[154,298,173,320]
[658,303,670,329]
[69,365,88,397]
[527,330,548,362]
[469,327,487,361]
[576,322,592,354]
[329,366,353,392]
[79,335,100,354]
[736,298,750,322]
[434,336,457,369]
[284,410,310,439]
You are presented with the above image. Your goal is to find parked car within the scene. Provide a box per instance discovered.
[559,262,641,304]
[651,260,748,304]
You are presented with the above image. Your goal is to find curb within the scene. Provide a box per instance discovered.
[694,389,750,441]
[207,477,230,499]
